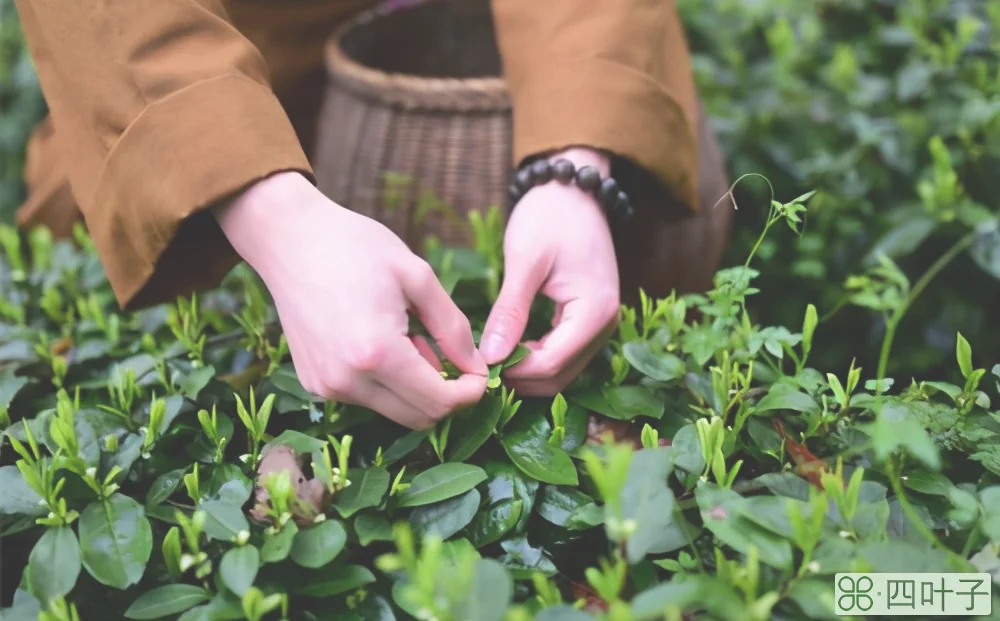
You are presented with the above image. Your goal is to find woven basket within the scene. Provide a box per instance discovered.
[313,0,735,300]
[314,0,511,250]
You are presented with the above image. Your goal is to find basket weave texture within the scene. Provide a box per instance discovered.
[313,0,734,300]
[314,0,512,250]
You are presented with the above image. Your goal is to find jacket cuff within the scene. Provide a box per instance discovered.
[87,73,315,310]
[508,58,699,214]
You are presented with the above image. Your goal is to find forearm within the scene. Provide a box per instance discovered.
[13,0,313,309]
[491,0,700,212]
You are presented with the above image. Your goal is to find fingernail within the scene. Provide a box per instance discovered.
[480,333,505,364]
[469,343,489,375]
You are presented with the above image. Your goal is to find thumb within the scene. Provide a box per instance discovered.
[480,258,548,365]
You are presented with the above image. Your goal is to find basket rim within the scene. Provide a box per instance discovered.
[324,0,511,111]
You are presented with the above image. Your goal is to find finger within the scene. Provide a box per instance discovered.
[505,294,617,380]
[480,257,549,365]
[410,334,444,372]
[399,260,487,376]
[331,376,434,431]
[375,337,488,421]
[506,332,604,395]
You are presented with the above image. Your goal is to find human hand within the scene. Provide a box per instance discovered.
[479,148,620,396]
[214,172,488,429]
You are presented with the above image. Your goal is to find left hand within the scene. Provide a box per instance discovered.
[478,147,621,396]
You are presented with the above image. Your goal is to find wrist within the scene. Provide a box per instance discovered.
[213,171,321,271]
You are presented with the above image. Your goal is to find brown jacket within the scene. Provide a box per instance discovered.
[14,0,712,310]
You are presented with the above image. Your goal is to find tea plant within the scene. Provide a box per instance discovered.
[681,0,1000,378]
[1,189,999,621]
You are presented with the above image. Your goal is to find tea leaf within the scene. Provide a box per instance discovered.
[79,495,153,589]
[124,585,209,620]
[409,489,480,540]
[27,526,81,606]
[395,463,487,508]
[290,519,347,568]
[219,545,260,596]
[332,467,390,518]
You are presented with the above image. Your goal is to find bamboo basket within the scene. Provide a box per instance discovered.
[313,0,734,299]
[314,0,511,250]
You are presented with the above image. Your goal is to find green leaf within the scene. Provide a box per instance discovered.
[203,464,253,505]
[481,461,539,534]
[621,448,687,562]
[453,559,513,621]
[219,545,259,596]
[868,411,941,471]
[501,436,578,486]
[669,424,705,475]
[293,564,377,598]
[381,429,430,466]
[124,585,210,620]
[857,539,954,573]
[498,536,557,578]
[572,385,664,421]
[354,513,394,546]
[199,498,250,542]
[260,521,298,564]
[697,486,792,571]
[446,393,504,462]
[536,606,594,621]
[269,364,315,402]
[290,519,347,568]
[755,384,819,414]
[802,304,818,354]
[79,494,153,590]
[0,367,29,409]
[956,332,973,378]
[784,579,839,620]
[103,433,144,484]
[409,489,480,540]
[146,468,186,507]
[622,341,686,382]
[263,429,326,455]
[630,576,745,621]
[978,487,1000,542]
[499,410,578,486]
[27,526,81,606]
[179,365,216,399]
[467,498,522,548]
[536,486,596,528]
[331,467,390,518]
[395,463,487,508]
[0,465,46,516]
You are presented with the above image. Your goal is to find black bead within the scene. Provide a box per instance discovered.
[530,159,553,184]
[508,183,521,204]
[599,177,620,210]
[576,166,601,193]
[552,159,576,183]
[613,191,633,221]
[615,202,635,226]
[514,167,534,193]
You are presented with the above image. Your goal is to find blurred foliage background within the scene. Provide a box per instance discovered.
[1,0,997,381]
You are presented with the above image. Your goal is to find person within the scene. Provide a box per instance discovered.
[11,0,732,431]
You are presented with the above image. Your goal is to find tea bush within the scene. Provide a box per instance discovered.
[2,0,1000,620]
[680,0,1000,378]
[1,193,1000,621]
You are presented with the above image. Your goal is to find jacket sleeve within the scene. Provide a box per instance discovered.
[490,0,701,213]
[13,0,315,310]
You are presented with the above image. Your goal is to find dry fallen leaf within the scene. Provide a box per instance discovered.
[772,418,832,490]
[249,444,328,526]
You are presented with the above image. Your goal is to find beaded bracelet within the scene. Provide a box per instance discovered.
[507,158,635,226]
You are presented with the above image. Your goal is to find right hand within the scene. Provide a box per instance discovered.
[214,172,488,430]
